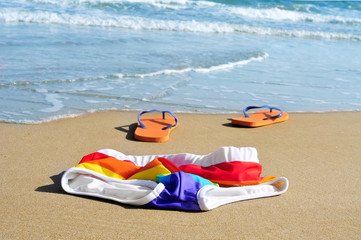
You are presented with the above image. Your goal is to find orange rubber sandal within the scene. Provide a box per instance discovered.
[134,109,178,142]
[232,105,288,127]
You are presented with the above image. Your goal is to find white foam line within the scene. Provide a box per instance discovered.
[195,54,268,73]
[20,0,361,26]
[27,0,216,8]
[48,0,361,26]
[132,53,269,78]
[229,6,361,25]
[1,9,360,41]
[233,24,361,41]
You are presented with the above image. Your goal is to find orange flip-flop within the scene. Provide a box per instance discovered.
[134,109,178,142]
[232,105,289,127]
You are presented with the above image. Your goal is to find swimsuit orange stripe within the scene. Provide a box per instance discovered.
[76,157,176,181]
[77,157,140,179]
[132,157,164,172]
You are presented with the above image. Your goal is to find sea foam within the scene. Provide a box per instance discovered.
[229,6,361,25]
[1,8,360,41]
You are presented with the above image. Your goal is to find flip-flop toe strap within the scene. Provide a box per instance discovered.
[137,109,178,130]
[243,105,283,120]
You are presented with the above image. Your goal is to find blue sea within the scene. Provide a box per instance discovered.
[1,0,361,123]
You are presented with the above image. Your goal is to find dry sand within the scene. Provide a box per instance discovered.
[1,111,360,239]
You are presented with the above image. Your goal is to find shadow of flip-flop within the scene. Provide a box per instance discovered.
[114,123,138,141]
[222,118,250,128]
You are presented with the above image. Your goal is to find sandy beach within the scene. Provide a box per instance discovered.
[1,111,360,239]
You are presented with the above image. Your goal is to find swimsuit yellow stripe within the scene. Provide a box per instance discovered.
[75,162,126,180]
[128,165,172,181]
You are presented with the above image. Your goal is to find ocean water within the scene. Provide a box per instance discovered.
[1,0,361,123]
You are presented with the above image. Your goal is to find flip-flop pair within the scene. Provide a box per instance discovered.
[134,106,288,142]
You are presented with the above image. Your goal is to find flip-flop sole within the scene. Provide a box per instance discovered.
[232,110,289,127]
[135,116,178,142]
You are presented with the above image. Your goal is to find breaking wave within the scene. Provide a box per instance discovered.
[229,6,361,26]
[1,9,360,41]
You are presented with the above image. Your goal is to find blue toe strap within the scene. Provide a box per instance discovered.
[137,109,178,130]
[243,105,283,120]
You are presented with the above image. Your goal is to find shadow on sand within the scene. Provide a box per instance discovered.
[114,122,138,141]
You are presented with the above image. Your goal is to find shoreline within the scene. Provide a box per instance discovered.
[1,111,360,239]
[1,108,360,125]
